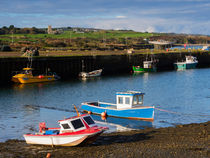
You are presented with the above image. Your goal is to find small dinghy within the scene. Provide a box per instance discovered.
[79,69,103,78]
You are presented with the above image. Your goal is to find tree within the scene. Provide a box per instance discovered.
[9,25,15,30]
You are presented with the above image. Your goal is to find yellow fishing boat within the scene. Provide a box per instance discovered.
[12,67,60,84]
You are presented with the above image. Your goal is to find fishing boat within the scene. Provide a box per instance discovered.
[11,67,60,84]
[79,59,102,78]
[79,69,102,78]
[81,91,155,121]
[132,60,157,72]
[132,55,157,73]
[23,114,108,146]
[174,55,198,70]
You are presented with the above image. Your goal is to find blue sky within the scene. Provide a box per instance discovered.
[0,0,210,35]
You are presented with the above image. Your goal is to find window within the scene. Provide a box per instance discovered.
[83,116,95,125]
[61,123,71,129]
[118,97,123,104]
[133,96,139,104]
[133,95,143,104]
[125,97,130,104]
[71,119,84,129]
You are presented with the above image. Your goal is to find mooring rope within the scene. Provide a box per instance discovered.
[24,104,210,118]
[154,107,210,117]
[154,107,179,114]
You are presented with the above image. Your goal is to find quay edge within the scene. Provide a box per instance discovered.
[1,52,210,84]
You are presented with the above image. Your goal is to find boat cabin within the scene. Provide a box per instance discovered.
[116,91,144,109]
[20,67,33,75]
[143,61,154,68]
[58,114,96,133]
[185,56,198,63]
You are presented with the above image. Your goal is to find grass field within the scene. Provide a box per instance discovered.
[0,30,159,43]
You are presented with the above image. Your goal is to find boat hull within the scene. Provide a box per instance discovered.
[12,76,58,84]
[174,62,197,70]
[81,103,154,121]
[23,131,103,146]
[79,69,102,78]
[132,66,156,72]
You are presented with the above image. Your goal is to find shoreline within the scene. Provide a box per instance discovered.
[0,121,209,158]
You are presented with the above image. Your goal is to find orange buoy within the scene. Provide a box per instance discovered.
[101,111,107,117]
[101,116,106,121]
[46,153,51,158]
[88,111,92,114]
[38,75,44,79]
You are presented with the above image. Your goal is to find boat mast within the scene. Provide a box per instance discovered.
[27,53,33,68]
[82,60,85,72]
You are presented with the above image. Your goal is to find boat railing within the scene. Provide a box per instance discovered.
[107,105,117,109]
[99,102,117,109]
[131,105,154,108]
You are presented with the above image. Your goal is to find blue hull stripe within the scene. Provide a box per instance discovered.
[81,104,154,120]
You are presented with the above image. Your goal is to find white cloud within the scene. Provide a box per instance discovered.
[116,15,127,19]
[0,0,210,35]
[146,26,155,33]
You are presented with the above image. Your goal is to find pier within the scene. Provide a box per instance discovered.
[1,52,210,84]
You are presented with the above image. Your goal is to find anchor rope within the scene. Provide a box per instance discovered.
[154,107,210,117]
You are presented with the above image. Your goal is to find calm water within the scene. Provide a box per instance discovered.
[0,69,210,142]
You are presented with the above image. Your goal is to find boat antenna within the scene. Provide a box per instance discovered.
[73,104,80,116]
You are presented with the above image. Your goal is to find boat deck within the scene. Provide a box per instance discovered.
[88,102,117,109]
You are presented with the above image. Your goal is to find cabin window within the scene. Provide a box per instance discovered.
[83,116,95,125]
[71,119,84,129]
[118,97,123,104]
[61,123,71,129]
[125,97,130,105]
[133,95,143,104]
[133,96,140,105]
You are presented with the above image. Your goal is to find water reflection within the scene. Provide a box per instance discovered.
[79,76,102,82]
[90,114,153,133]
[12,82,57,90]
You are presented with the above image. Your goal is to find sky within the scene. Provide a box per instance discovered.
[0,0,210,35]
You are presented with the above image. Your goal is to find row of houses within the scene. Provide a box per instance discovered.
[47,25,100,34]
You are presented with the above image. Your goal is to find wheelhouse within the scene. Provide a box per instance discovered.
[116,91,144,109]
[58,114,96,133]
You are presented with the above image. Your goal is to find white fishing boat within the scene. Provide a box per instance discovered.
[79,69,103,78]
[79,60,102,78]
[23,114,108,146]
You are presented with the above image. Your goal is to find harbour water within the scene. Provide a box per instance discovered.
[0,68,210,142]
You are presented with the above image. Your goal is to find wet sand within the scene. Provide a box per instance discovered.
[0,121,209,158]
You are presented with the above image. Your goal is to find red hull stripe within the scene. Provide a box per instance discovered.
[24,128,103,137]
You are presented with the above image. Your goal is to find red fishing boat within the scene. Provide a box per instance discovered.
[23,114,108,146]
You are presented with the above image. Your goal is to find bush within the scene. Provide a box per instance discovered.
[0,45,12,51]
[21,47,39,56]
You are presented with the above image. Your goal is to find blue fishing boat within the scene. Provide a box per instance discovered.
[81,91,154,121]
